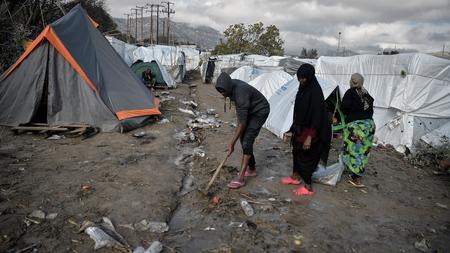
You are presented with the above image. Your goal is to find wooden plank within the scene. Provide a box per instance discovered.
[11,126,69,131]
[54,124,91,128]
[66,127,86,134]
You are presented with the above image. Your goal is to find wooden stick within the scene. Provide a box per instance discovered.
[205,155,228,191]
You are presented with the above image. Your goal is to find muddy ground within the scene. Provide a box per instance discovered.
[1,72,449,253]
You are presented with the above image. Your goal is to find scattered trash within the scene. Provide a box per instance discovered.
[47,134,65,140]
[268,198,276,202]
[294,239,302,246]
[312,157,344,186]
[436,203,448,209]
[204,227,216,231]
[11,243,40,253]
[360,189,368,194]
[414,238,430,252]
[119,224,135,230]
[240,199,255,217]
[285,198,292,203]
[181,100,198,108]
[79,217,129,250]
[178,108,196,116]
[228,221,245,228]
[46,213,58,220]
[206,108,216,115]
[134,220,169,233]
[427,227,436,234]
[213,196,220,205]
[187,115,221,129]
[133,131,147,138]
[18,167,25,171]
[194,147,206,158]
[159,94,176,102]
[158,118,170,124]
[230,123,237,128]
[134,241,163,253]
[264,176,274,181]
[174,129,197,142]
[29,210,46,219]
[81,185,92,191]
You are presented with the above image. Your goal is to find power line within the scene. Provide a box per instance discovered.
[131,8,138,43]
[161,1,175,45]
[136,5,146,43]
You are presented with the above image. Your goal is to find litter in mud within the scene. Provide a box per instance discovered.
[240,199,255,216]
[181,100,198,108]
[435,203,448,209]
[133,241,163,253]
[133,131,147,138]
[414,238,431,252]
[206,108,216,115]
[204,227,216,231]
[29,210,46,219]
[134,220,169,233]
[178,108,196,116]
[79,217,129,250]
[187,115,221,129]
[158,118,170,124]
[174,129,197,142]
[47,134,65,140]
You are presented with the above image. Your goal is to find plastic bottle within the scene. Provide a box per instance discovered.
[240,199,254,216]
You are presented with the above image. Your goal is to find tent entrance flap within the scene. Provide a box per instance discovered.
[30,44,51,124]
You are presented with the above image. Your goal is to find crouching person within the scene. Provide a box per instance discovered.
[216,72,270,189]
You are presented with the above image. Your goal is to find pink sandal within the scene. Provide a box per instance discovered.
[244,169,257,177]
[227,180,246,189]
[280,176,301,185]
[292,186,314,196]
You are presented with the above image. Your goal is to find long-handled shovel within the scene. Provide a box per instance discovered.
[205,155,228,191]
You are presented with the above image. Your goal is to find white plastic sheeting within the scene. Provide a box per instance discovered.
[264,76,337,138]
[248,71,293,99]
[230,65,284,83]
[315,53,450,150]
[106,37,201,83]
[421,121,450,147]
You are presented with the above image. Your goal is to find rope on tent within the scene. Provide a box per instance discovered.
[316,72,450,83]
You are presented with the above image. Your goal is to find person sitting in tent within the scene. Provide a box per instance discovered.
[341,73,375,188]
[142,68,155,88]
[215,72,270,189]
[281,64,331,196]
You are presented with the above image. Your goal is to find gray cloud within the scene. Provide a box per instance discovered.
[104,0,450,55]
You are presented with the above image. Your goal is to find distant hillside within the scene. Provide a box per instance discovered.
[113,17,223,50]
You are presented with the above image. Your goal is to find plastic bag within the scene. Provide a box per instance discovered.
[312,157,344,186]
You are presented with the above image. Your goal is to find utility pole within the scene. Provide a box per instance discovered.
[443,44,446,56]
[155,4,162,44]
[124,13,131,43]
[337,31,341,56]
[145,4,156,44]
[162,19,165,41]
[161,1,175,45]
[136,6,146,43]
[131,8,139,43]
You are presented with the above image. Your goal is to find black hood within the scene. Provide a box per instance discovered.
[216,72,234,97]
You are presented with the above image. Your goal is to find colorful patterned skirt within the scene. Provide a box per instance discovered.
[342,119,375,176]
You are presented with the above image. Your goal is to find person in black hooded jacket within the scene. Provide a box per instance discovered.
[216,72,270,189]
[281,64,331,196]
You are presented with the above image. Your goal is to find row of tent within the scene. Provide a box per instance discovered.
[0,5,162,132]
[107,36,205,87]
[228,53,450,152]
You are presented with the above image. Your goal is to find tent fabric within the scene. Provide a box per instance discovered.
[248,71,293,99]
[131,61,167,86]
[0,5,160,131]
[421,121,450,147]
[131,47,176,88]
[315,53,450,150]
[264,76,337,138]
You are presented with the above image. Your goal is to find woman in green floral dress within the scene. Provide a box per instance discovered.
[341,73,375,187]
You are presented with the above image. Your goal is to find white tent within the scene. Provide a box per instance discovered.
[248,71,293,99]
[264,76,337,138]
[315,53,450,150]
[230,65,284,83]
[229,66,336,138]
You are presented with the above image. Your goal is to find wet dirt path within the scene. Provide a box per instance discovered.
[163,77,450,253]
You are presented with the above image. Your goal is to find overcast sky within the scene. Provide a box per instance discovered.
[105,0,450,55]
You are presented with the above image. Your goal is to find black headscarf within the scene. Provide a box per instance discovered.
[291,64,332,163]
